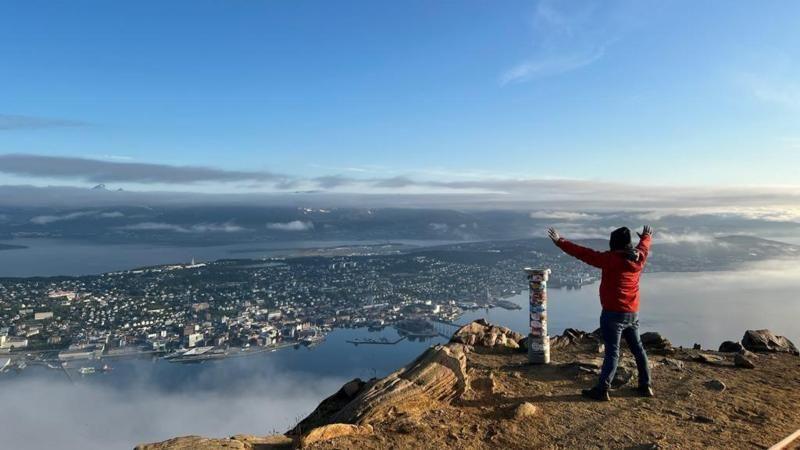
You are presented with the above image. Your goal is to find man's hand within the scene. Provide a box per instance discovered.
[638,225,653,238]
[547,227,561,243]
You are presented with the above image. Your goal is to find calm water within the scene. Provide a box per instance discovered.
[461,261,800,348]
[0,247,799,449]
[0,238,457,277]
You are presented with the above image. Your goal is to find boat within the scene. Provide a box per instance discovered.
[78,367,96,375]
[494,299,522,310]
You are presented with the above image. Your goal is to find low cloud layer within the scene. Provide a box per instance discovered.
[529,211,601,221]
[119,221,247,233]
[30,210,125,225]
[0,154,291,185]
[266,220,314,232]
[0,358,347,450]
[2,154,800,215]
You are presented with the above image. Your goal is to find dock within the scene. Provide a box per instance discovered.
[346,336,406,346]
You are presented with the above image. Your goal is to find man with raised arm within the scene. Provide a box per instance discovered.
[548,225,655,401]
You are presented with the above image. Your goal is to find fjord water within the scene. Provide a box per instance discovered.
[0,238,458,277]
[1,255,799,448]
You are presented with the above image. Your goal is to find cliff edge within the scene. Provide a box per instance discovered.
[136,322,800,449]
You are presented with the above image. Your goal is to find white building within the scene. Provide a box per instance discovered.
[187,333,203,348]
[34,311,54,321]
[0,337,28,350]
[58,344,104,361]
[48,290,77,301]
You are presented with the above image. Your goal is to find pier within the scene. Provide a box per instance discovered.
[346,336,407,346]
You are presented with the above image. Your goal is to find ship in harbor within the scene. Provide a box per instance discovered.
[163,346,228,363]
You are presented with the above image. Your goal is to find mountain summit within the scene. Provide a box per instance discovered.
[136,322,800,449]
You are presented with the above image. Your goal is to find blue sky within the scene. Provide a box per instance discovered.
[1,0,799,194]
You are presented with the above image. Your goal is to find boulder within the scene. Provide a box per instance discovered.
[734,353,756,369]
[660,358,685,371]
[135,436,248,450]
[693,353,726,365]
[451,320,524,350]
[300,423,373,447]
[742,330,799,356]
[718,341,744,353]
[550,328,603,351]
[135,435,293,450]
[739,349,757,359]
[571,357,603,374]
[704,379,726,392]
[287,378,368,435]
[517,335,529,351]
[306,344,470,427]
[640,332,672,353]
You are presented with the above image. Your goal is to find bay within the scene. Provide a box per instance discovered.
[0,238,457,277]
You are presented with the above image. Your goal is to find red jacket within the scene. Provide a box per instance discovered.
[555,234,651,313]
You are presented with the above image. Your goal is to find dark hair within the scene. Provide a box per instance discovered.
[609,227,632,251]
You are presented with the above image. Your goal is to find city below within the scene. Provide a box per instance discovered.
[1,235,796,376]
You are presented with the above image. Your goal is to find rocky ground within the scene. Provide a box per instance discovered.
[136,322,800,450]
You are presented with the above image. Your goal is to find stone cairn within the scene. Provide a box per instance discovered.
[525,268,551,364]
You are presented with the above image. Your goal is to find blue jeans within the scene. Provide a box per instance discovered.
[597,310,651,390]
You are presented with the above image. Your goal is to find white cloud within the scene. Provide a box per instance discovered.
[119,221,246,233]
[31,211,96,224]
[529,211,600,221]
[500,46,607,85]
[531,224,614,240]
[98,211,125,218]
[498,0,639,85]
[29,210,126,224]
[656,232,714,244]
[429,223,449,232]
[266,220,314,232]
[191,222,247,233]
[635,207,800,224]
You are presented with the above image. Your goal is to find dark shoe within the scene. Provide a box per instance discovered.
[581,386,610,401]
[637,385,655,397]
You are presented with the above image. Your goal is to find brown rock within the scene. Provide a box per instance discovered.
[452,320,524,350]
[693,353,726,365]
[742,330,799,356]
[135,434,292,450]
[734,353,756,369]
[298,344,470,428]
[640,332,672,352]
[513,402,539,419]
[660,358,685,371]
[739,349,757,358]
[300,423,373,447]
[718,341,743,353]
[135,436,247,450]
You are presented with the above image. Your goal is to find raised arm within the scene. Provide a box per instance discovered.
[548,228,606,269]
[636,225,653,263]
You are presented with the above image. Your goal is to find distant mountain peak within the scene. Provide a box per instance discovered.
[92,184,107,190]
